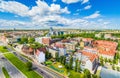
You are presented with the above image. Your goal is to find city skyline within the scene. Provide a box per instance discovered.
[0,0,120,29]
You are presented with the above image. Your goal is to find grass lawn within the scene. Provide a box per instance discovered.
[4,53,42,78]
[96,70,101,77]
[69,70,84,78]
[49,62,68,76]
[2,67,10,78]
[0,46,9,53]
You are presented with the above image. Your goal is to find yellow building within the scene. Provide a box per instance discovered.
[80,41,84,48]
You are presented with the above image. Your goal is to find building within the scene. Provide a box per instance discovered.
[21,44,34,54]
[75,51,99,73]
[104,34,112,39]
[54,42,67,56]
[83,47,98,54]
[35,49,45,63]
[82,38,93,46]
[42,37,51,45]
[95,33,101,38]
[93,40,118,59]
[46,27,64,37]
[48,47,58,58]
[100,67,120,78]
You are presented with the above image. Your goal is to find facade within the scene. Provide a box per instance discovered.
[35,49,45,63]
[54,42,67,56]
[48,48,58,58]
[42,37,51,45]
[104,34,112,39]
[74,51,98,73]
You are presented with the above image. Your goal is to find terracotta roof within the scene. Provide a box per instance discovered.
[54,42,66,48]
[93,40,118,56]
[82,38,93,42]
[80,51,98,62]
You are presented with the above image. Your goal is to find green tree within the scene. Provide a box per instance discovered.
[78,61,81,72]
[26,62,32,71]
[45,51,52,60]
[112,65,115,70]
[55,52,59,61]
[20,37,28,44]
[92,74,99,78]
[63,56,66,65]
[75,59,78,72]
[117,67,120,71]
[84,69,91,78]
[69,56,73,70]
[28,37,35,43]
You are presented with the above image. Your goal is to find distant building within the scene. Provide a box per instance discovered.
[104,34,112,39]
[46,27,64,37]
[95,34,101,38]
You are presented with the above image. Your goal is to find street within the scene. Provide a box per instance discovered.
[0,55,26,78]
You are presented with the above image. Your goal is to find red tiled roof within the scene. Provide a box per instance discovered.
[82,38,93,42]
[80,51,98,62]
[54,42,66,48]
[93,40,118,56]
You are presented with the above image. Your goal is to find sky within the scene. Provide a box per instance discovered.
[0,0,120,29]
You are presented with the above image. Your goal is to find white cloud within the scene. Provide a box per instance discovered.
[0,1,29,16]
[0,0,112,29]
[62,0,80,4]
[82,0,89,4]
[84,11,100,19]
[53,0,56,2]
[84,5,91,10]
[0,0,70,17]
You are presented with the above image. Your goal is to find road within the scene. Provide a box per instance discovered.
[12,52,54,78]
[7,46,65,78]
[0,55,26,78]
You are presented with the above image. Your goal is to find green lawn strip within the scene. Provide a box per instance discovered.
[4,53,42,78]
[0,46,9,53]
[2,67,11,78]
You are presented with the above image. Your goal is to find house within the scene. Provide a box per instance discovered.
[74,51,99,73]
[42,37,51,45]
[48,47,59,58]
[95,33,101,38]
[93,40,118,59]
[54,42,67,57]
[80,41,84,48]
[35,49,45,63]
[82,38,93,46]
[21,45,34,55]
[104,34,112,39]
[83,47,98,54]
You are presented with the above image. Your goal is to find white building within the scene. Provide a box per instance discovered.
[36,50,45,63]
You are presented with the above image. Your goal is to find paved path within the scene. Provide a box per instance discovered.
[0,66,5,78]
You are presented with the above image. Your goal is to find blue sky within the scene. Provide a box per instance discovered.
[0,0,120,29]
